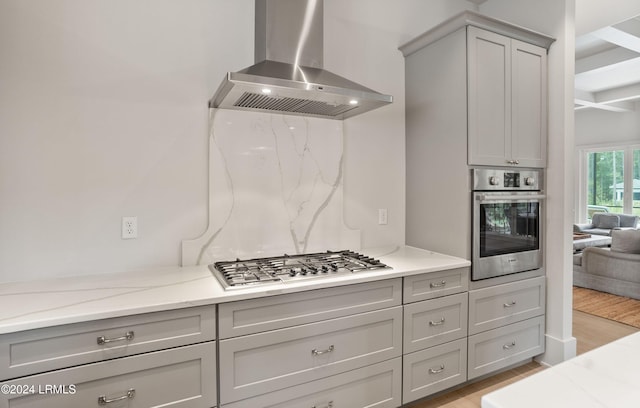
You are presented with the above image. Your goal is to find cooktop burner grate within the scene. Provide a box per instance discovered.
[209,250,390,290]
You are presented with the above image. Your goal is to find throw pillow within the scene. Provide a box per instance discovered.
[619,214,640,228]
[610,229,640,254]
[594,214,620,229]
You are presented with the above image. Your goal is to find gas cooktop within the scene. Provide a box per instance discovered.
[209,250,390,290]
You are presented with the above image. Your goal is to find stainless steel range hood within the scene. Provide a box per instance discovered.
[210,0,392,120]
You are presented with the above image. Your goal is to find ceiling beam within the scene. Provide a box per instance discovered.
[574,56,640,92]
[574,99,635,112]
[575,47,638,74]
[597,82,640,103]
[591,26,640,53]
[574,87,637,112]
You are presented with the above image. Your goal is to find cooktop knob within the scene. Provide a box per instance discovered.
[489,176,501,186]
[524,177,535,186]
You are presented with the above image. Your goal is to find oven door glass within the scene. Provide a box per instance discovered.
[479,201,540,257]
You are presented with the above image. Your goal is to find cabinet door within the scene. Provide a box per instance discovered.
[223,358,401,408]
[467,26,511,167]
[468,316,545,380]
[403,268,469,303]
[402,338,467,404]
[219,279,401,339]
[0,306,216,381]
[403,292,468,353]
[511,39,547,168]
[219,307,402,404]
[0,342,216,408]
[468,276,545,335]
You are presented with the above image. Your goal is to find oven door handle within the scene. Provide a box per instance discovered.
[476,193,546,202]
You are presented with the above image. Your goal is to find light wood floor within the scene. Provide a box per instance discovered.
[406,309,639,408]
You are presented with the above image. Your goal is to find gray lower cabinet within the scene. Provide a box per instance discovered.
[0,306,218,408]
[403,268,469,302]
[0,306,216,381]
[217,279,404,407]
[223,358,402,408]
[403,292,468,353]
[468,316,545,379]
[219,306,403,404]
[401,269,470,405]
[468,276,545,335]
[467,277,546,380]
[403,338,467,402]
[0,341,216,408]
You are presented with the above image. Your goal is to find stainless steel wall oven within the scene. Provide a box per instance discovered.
[472,168,544,281]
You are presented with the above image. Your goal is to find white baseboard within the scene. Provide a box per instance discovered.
[537,333,577,366]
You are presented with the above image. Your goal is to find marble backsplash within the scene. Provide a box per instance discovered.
[181,109,360,265]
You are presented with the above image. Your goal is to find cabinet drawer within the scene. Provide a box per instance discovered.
[0,306,216,381]
[219,307,403,404]
[0,342,216,408]
[223,358,401,408]
[468,276,545,335]
[403,268,469,303]
[404,292,468,353]
[219,279,401,338]
[467,316,545,380]
[402,338,467,405]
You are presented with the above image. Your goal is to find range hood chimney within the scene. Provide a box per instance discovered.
[210,0,392,120]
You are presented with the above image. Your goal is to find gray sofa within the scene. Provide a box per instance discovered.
[574,212,639,236]
[573,229,640,300]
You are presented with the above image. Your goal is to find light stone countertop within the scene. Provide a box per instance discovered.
[482,330,640,408]
[0,245,470,334]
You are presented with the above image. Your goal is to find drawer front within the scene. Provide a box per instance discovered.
[0,342,216,408]
[403,292,468,353]
[0,306,216,381]
[223,358,401,408]
[468,276,545,335]
[403,268,469,303]
[467,316,545,380]
[219,307,403,404]
[402,338,467,405]
[219,279,402,339]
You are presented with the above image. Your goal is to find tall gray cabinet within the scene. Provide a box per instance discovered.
[401,11,554,260]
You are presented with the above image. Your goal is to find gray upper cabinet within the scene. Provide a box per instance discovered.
[467,26,548,168]
[400,11,554,178]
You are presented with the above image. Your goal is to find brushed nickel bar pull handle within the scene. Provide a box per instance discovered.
[97,331,134,345]
[311,401,334,408]
[98,388,135,405]
[311,345,334,356]
[503,301,517,308]
[503,341,516,350]
[429,317,446,326]
[430,280,447,288]
[429,364,445,374]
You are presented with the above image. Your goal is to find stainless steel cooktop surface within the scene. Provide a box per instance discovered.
[209,250,390,290]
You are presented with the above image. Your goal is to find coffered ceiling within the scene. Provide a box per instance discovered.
[575,15,640,112]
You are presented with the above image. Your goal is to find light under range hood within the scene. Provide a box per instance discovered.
[210,0,393,120]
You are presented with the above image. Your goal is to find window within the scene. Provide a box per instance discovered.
[586,150,624,213]
[579,145,640,219]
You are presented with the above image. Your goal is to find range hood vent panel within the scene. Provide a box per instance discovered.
[234,92,357,118]
[210,0,392,120]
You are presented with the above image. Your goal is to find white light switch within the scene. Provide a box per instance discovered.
[378,209,388,225]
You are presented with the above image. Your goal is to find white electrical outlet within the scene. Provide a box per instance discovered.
[378,208,388,225]
[122,216,138,239]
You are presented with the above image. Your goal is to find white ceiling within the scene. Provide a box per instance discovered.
[575,15,640,112]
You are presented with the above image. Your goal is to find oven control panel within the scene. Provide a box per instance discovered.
[473,168,541,191]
